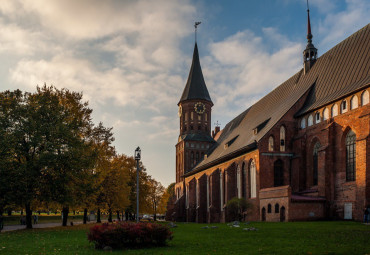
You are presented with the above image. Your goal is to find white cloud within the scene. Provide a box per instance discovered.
[316,0,370,50]
[204,29,302,119]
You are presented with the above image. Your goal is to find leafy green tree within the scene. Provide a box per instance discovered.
[226,197,252,222]
[0,86,107,228]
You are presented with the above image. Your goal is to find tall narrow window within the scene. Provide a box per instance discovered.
[346,130,356,182]
[196,152,199,163]
[205,113,208,122]
[361,90,369,106]
[241,163,246,198]
[308,115,313,126]
[185,112,188,121]
[268,204,272,213]
[323,108,329,120]
[300,118,306,129]
[280,126,286,152]
[341,100,347,113]
[268,136,274,151]
[315,112,321,123]
[350,95,358,110]
[274,160,284,187]
[313,142,320,186]
[191,151,194,167]
[331,104,338,117]
[191,111,194,120]
[249,160,256,198]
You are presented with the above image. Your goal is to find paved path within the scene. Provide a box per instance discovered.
[1,221,84,232]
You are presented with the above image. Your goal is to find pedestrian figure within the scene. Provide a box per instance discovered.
[364,208,369,224]
[33,214,38,224]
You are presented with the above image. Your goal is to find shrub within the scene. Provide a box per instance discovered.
[226,197,252,222]
[87,222,173,249]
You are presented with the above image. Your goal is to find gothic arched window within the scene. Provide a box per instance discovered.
[315,112,321,124]
[191,151,194,167]
[268,136,274,151]
[241,162,246,198]
[350,95,358,110]
[280,126,286,152]
[346,130,356,182]
[300,118,306,129]
[361,90,369,106]
[275,203,279,213]
[308,115,313,126]
[249,160,257,198]
[274,160,284,187]
[331,104,338,117]
[268,204,272,213]
[323,108,329,120]
[313,142,320,186]
[341,100,347,113]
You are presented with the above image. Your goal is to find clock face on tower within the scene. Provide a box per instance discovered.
[194,102,205,114]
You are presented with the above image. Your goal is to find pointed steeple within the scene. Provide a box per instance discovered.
[178,43,213,105]
[303,1,318,74]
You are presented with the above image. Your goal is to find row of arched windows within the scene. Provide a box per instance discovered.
[268,126,286,152]
[310,130,356,187]
[301,90,369,129]
[267,203,280,213]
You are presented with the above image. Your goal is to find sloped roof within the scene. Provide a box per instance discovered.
[187,23,370,175]
[179,43,213,105]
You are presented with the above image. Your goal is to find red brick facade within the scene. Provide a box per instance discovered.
[169,24,370,223]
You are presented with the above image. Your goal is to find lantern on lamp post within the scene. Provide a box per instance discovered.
[135,147,141,223]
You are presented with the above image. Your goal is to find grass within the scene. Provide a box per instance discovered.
[0,221,369,254]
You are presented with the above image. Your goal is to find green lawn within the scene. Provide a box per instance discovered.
[0,221,369,254]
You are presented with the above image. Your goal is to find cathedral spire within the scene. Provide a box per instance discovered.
[178,42,212,105]
[303,0,318,74]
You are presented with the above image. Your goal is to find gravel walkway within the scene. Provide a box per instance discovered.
[1,221,84,232]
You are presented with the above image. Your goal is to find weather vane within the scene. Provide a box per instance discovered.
[194,21,201,43]
[214,120,220,127]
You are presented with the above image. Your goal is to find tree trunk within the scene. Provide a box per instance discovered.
[7,209,11,216]
[97,208,101,223]
[25,203,32,229]
[153,202,157,221]
[62,206,69,226]
[83,208,87,224]
[108,208,112,223]
[125,211,129,221]
[116,210,120,221]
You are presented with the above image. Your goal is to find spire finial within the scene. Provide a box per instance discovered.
[194,21,201,43]
[306,0,312,41]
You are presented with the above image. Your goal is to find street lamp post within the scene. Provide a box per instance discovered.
[135,147,141,223]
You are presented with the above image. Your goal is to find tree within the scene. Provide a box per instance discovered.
[96,154,130,222]
[0,86,106,228]
[226,197,252,222]
[147,179,165,221]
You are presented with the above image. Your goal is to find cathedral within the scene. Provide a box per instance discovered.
[170,10,370,222]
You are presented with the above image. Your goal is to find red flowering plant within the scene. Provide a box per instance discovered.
[87,222,173,249]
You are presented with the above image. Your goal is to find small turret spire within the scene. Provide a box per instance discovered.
[303,0,318,74]
[307,1,312,41]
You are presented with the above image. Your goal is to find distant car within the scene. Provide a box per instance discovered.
[140,215,154,221]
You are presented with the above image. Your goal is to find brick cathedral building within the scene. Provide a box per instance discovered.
[170,11,370,222]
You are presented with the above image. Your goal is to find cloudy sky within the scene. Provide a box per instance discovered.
[0,0,369,187]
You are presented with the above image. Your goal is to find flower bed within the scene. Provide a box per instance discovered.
[87,222,173,249]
